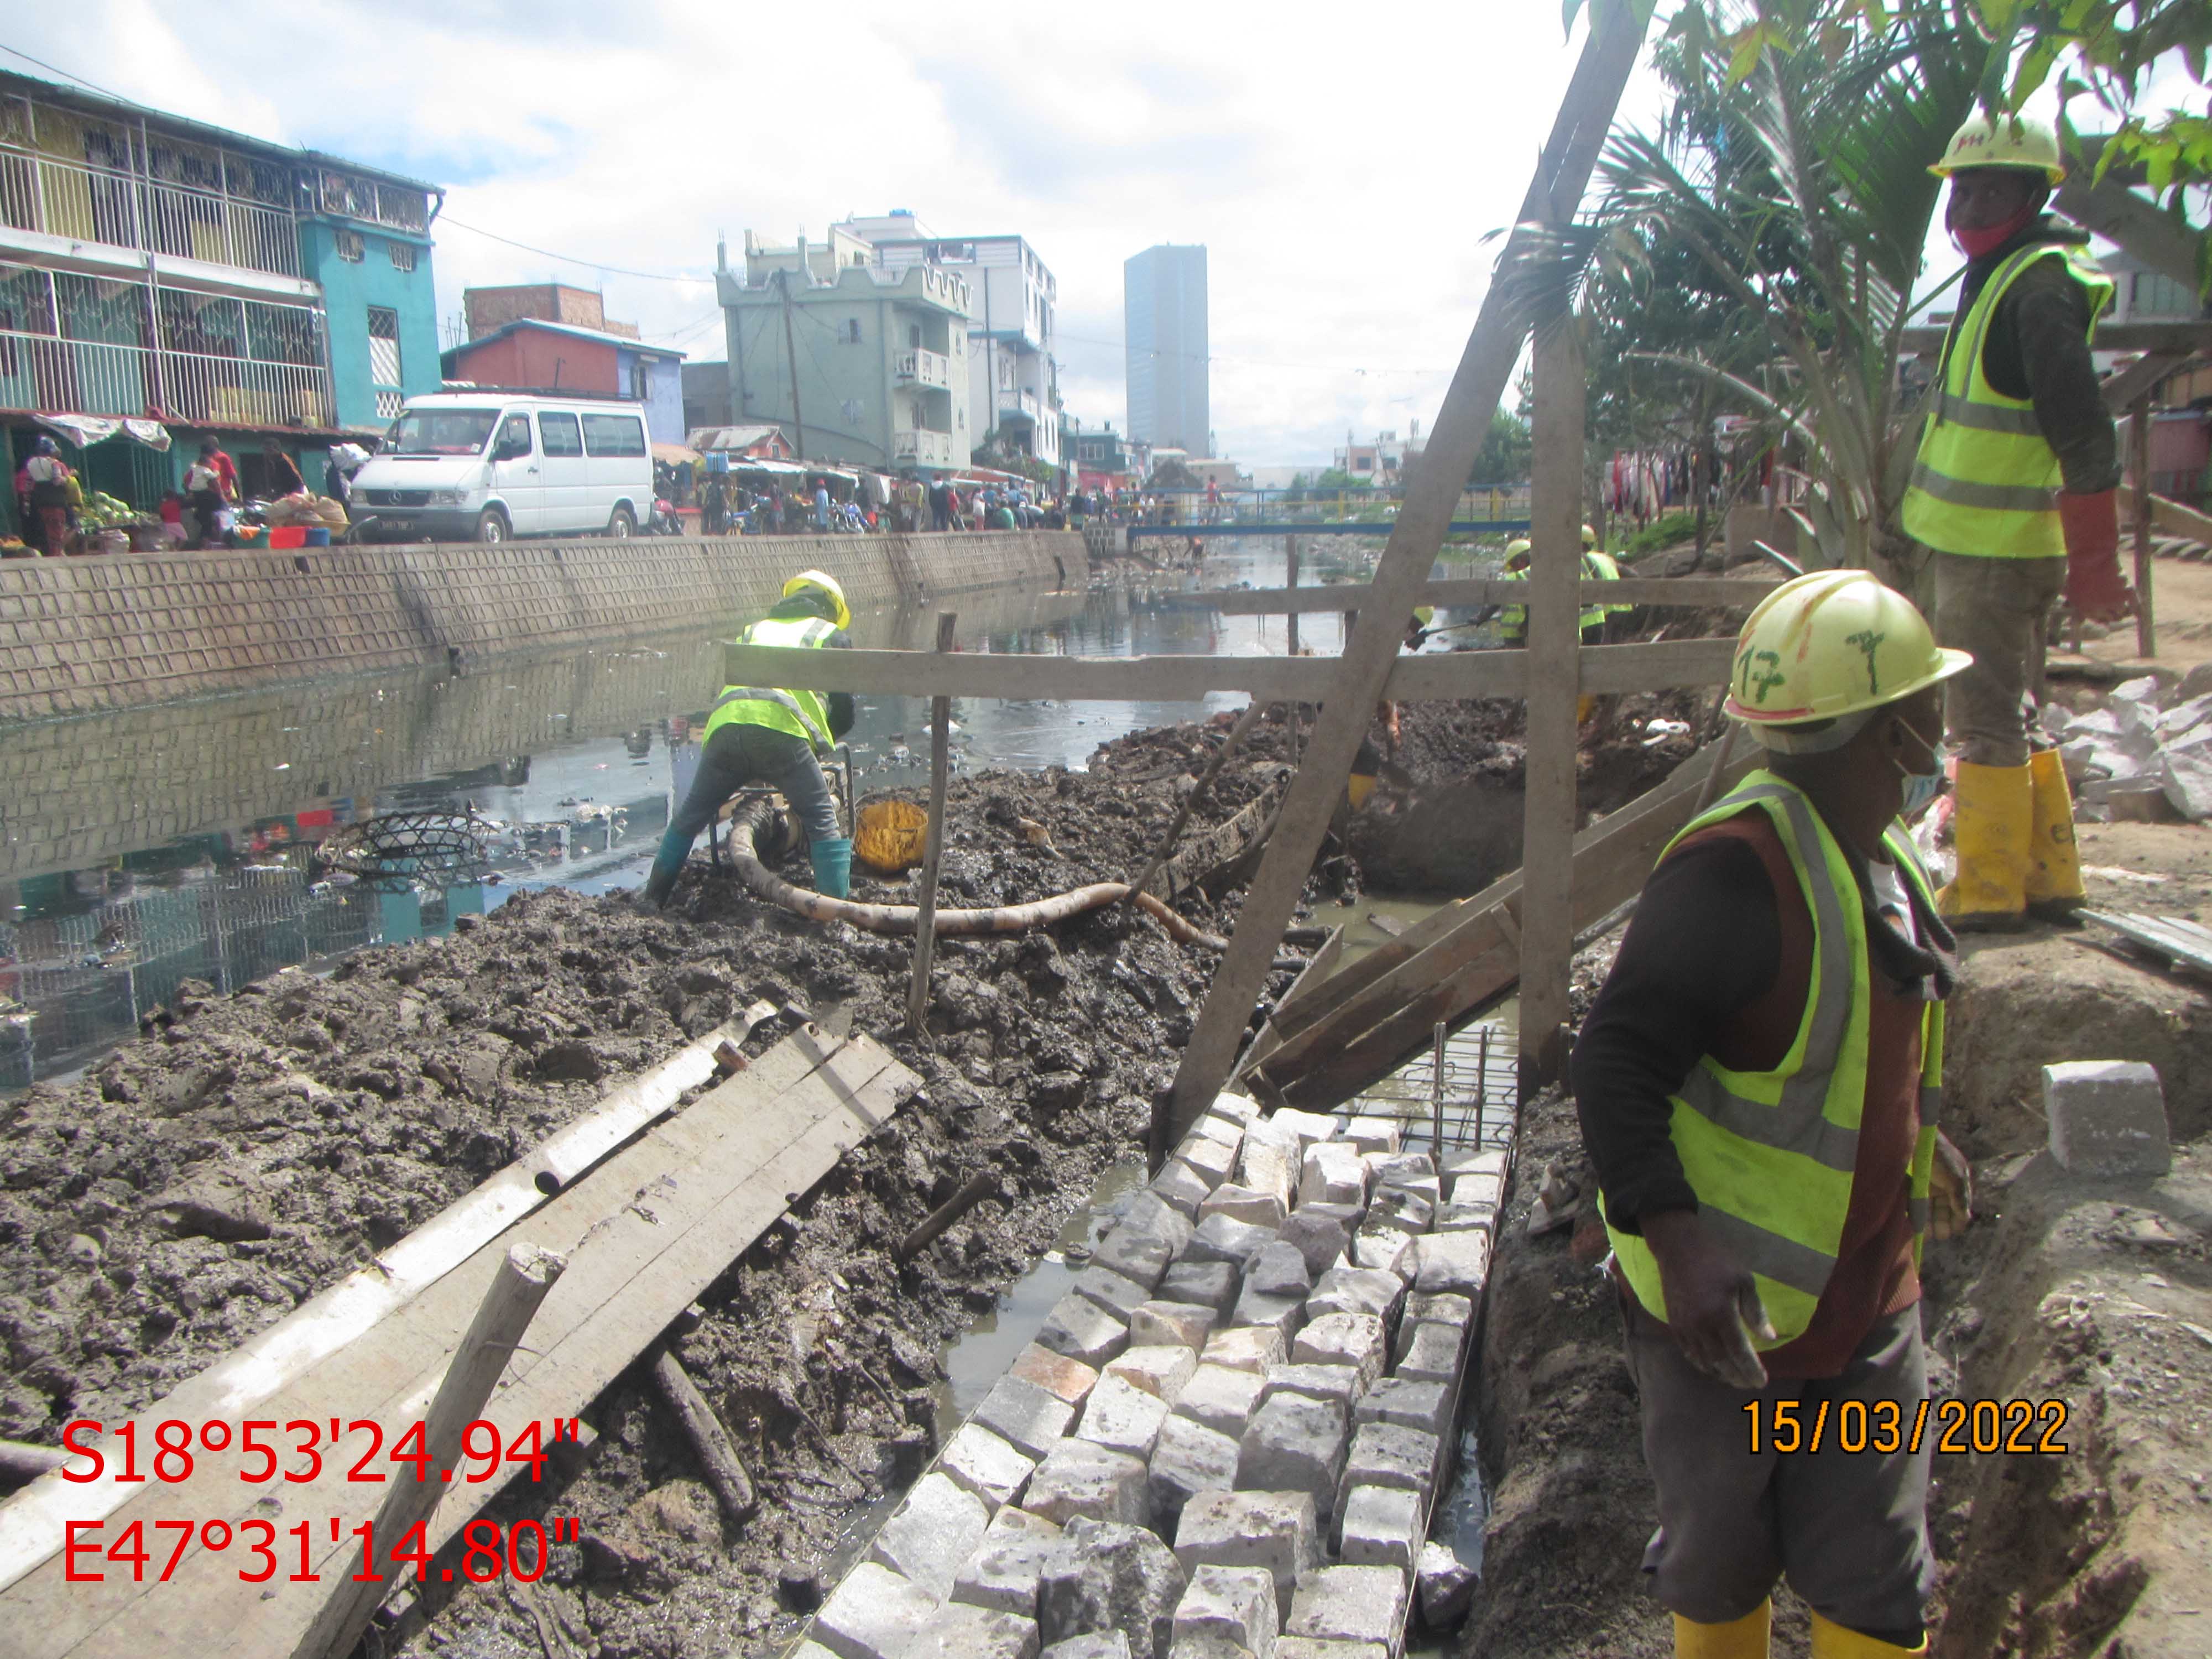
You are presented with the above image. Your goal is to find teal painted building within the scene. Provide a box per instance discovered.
[295,191,442,431]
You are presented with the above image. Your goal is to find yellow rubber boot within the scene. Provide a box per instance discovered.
[1808,1608,1928,1656]
[2024,747,2086,919]
[1674,1600,1771,1658]
[1938,761,2032,931]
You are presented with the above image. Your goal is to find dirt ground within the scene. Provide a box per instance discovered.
[0,760,1300,1658]
[1464,825,2212,1659]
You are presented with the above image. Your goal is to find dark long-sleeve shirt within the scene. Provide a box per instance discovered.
[1572,806,1956,1378]
[1953,220,2121,494]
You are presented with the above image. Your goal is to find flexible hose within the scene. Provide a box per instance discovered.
[723,805,1228,948]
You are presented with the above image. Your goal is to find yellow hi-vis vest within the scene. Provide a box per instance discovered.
[1901,242,2114,561]
[1496,567,1528,643]
[1580,550,1629,633]
[702,614,839,753]
[1603,773,1945,1348]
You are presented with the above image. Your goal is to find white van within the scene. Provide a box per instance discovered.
[354,392,654,543]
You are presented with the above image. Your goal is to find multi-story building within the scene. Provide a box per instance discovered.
[1124,243,1208,455]
[0,70,442,523]
[1073,420,1138,488]
[832,212,1063,471]
[716,229,971,473]
[441,286,685,443]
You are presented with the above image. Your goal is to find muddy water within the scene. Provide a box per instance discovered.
[0,536,1400,1091]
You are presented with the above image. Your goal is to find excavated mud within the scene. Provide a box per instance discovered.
[0,757,1333,1658]
[1349,691,1710,893]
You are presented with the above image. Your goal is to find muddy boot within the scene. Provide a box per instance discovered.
[1938,761,2031,932]
[1807,1609,1926,1656]
[809,836,853,900]
[644,827,692,909]
[1674,1600,1770,1657]
[2023,747,2086,926]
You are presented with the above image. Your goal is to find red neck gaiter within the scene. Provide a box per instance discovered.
[1954,206,2040,260]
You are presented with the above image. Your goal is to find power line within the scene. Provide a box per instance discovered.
[436,215,716,284]
[0,42,137,103]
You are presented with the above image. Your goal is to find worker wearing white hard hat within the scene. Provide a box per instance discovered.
[1575,571,1975,1659]
[646,571,855,907]
[1903,111,2127,930]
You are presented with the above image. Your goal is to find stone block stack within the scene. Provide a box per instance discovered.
[799,1093,1507,1659]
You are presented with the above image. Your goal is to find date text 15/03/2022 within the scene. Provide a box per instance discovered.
[56,1416,582,1485]
[65,1515,580,1585]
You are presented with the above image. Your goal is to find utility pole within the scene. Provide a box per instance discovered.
[779,267,806,461]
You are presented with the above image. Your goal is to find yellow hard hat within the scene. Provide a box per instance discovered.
[1725,570,1971,748]
[783,569,851,630]
[1505,538,1531,566]
[1929,112,2065,185]
[1411,606,1434,627]
[1581,523,1598,548]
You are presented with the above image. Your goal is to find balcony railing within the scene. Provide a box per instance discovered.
[997,388,1041,424]
[1,149,301,280]
[893,346,950,389]
[894,429,957,468]
[0,329,333,427]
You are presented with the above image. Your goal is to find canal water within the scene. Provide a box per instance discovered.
[1,535,1427,1091]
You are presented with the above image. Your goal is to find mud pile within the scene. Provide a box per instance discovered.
[1353,692,1710,894]
[0,756,1312,1656]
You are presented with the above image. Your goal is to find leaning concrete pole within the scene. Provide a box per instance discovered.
[1157,0,1651,1157]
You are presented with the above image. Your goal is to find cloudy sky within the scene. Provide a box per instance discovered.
[4,1,1686,465]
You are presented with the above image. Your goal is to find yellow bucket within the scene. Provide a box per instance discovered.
[855,797,931,873]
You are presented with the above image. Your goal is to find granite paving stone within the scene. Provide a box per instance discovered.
[1130,1299,1219,1352]
[1171,1489,1321,1622]
[1172,1363,1267,1438]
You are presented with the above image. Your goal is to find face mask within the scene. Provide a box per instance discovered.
[1950,200,2038,259]
[1895,722,1949,816]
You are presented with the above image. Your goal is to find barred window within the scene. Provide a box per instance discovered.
[388,240,418,273]
[335,229,364,262]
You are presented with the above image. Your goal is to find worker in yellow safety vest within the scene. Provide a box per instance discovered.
[1491,539,1532,644]
[1902,113,2131,930]
[1573,570,1977,1659]
[645,570,857,907]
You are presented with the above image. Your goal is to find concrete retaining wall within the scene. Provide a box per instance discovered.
[0,530,1078,723]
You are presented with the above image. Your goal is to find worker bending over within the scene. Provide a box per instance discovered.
[646,570,856,908]
[1574,570,1974,1659]
[1903,113,2130,929]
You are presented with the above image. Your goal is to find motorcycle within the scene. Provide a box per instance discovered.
[648,497,684,536]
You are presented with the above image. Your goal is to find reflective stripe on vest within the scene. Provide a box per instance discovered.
[1580,550,1629,629]
[1603,773,1945,1344]
[1497,567,1528,640]
[1901,242,2113,560]
[702,615,837,752]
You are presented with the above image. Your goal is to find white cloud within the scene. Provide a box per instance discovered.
[6,0,1666,463]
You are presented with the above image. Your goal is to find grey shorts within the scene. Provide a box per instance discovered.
[1619,1286,1935,1632]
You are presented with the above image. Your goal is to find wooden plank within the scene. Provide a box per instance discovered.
[1250,739,1758,1093]
[1904,320,2212,357]
[909,612,958,1032]
[2151,494,2212,545]
[0,1012,765,1594]
[1159,0,1655,1151]
[1238,923,1345,1074]
[2100,349,2193,414]
[1517,317,1585,1088]
[2133,398,2157,658]
[721,635,1738,705]
[1173,576,1777,614]
[296,1244,566,1659]
[2,1032,916,1658]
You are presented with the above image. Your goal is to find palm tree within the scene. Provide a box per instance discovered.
[1586,1,1996,581]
